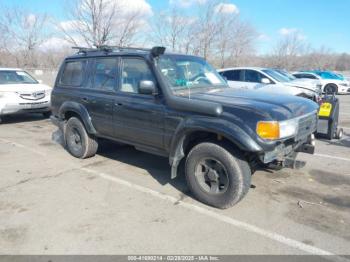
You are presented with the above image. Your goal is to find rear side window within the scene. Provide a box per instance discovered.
[60,61,85,87]
[220,70,241,81]
[303,74,317,79]
[295,73,317,79]
[93,58,118,91]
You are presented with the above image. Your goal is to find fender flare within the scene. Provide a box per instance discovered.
[168,118,262,179]
[58,101,97,134]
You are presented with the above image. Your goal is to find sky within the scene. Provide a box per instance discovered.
[1,0,350,54]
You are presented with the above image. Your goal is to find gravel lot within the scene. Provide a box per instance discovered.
[0,95,349,257]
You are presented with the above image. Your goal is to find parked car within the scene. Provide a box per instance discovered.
[292,71,350,94]
[273,69,322,99]
[50,46,318,208]
[0,68,52,123]
[217,67,320,101]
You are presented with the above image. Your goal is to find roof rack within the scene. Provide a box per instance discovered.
[72,45,166,57]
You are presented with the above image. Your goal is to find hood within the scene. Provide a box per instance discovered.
[254,83,301,96]
[186,88,318,121]
[284,79,318,92]
[0,83,52,93]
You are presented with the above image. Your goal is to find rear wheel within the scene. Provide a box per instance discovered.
[185,142,251,209]
[324,84,338,94]
[64,117,98,158]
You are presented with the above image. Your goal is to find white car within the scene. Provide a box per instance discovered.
[217,67,321,101]
[292,71,350,94]
[0,68,52,123]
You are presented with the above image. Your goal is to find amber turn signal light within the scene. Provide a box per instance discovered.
[256,121,280,140]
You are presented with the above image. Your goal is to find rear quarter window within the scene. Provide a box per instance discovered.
[59,60,86,87]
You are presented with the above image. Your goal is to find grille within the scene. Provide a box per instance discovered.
[296,112,317,141]
[19,91,45,100]
[19,101,48,106]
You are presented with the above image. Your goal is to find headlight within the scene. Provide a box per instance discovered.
[257,119,298,140]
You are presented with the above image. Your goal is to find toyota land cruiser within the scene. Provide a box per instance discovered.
[50,46,318,209]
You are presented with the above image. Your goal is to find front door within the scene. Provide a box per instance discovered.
[243,69,268,90]
[114,57,165,149]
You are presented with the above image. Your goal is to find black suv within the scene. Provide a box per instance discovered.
[51,46,318,208]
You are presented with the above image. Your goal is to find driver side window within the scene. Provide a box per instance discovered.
[244,70,264,83]
[120,58,155,94]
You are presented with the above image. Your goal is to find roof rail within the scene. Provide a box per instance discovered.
[72,45,166,57]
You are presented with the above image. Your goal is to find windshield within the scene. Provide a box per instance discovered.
[275,70,296,81]
[0,70,38,85]
[262,69,292,83]
[316,71,342,80]
[157,55,227,92]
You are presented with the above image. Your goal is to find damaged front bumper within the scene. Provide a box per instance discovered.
[260,134,315,169]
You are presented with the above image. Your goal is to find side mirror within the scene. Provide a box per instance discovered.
[37,79,43,84]
[261,78,271,84]
[139,80,157,95]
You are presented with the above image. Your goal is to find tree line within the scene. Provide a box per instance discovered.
[0,0,349,72]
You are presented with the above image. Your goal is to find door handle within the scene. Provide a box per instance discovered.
[115,102,123,106]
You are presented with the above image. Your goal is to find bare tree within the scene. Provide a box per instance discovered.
[215,8,238,67]
[194,1,221,60]
[0,6,49,67]
[58,0,147,47]
[272,32,307,69]
[151,7,190,52]
[227,21,257,67]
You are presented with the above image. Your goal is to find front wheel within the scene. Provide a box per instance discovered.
[185,142,251,209]
[324,84,338,94]
[64,117,98,158]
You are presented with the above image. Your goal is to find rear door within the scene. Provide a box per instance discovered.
[83,57,118,137]
[55,58,117,138]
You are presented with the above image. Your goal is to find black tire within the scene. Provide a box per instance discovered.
[185,142,251,209]
[324,84,338,95]
[335,128,343,139]
[42,111,51,118]
[64,117,98,159]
